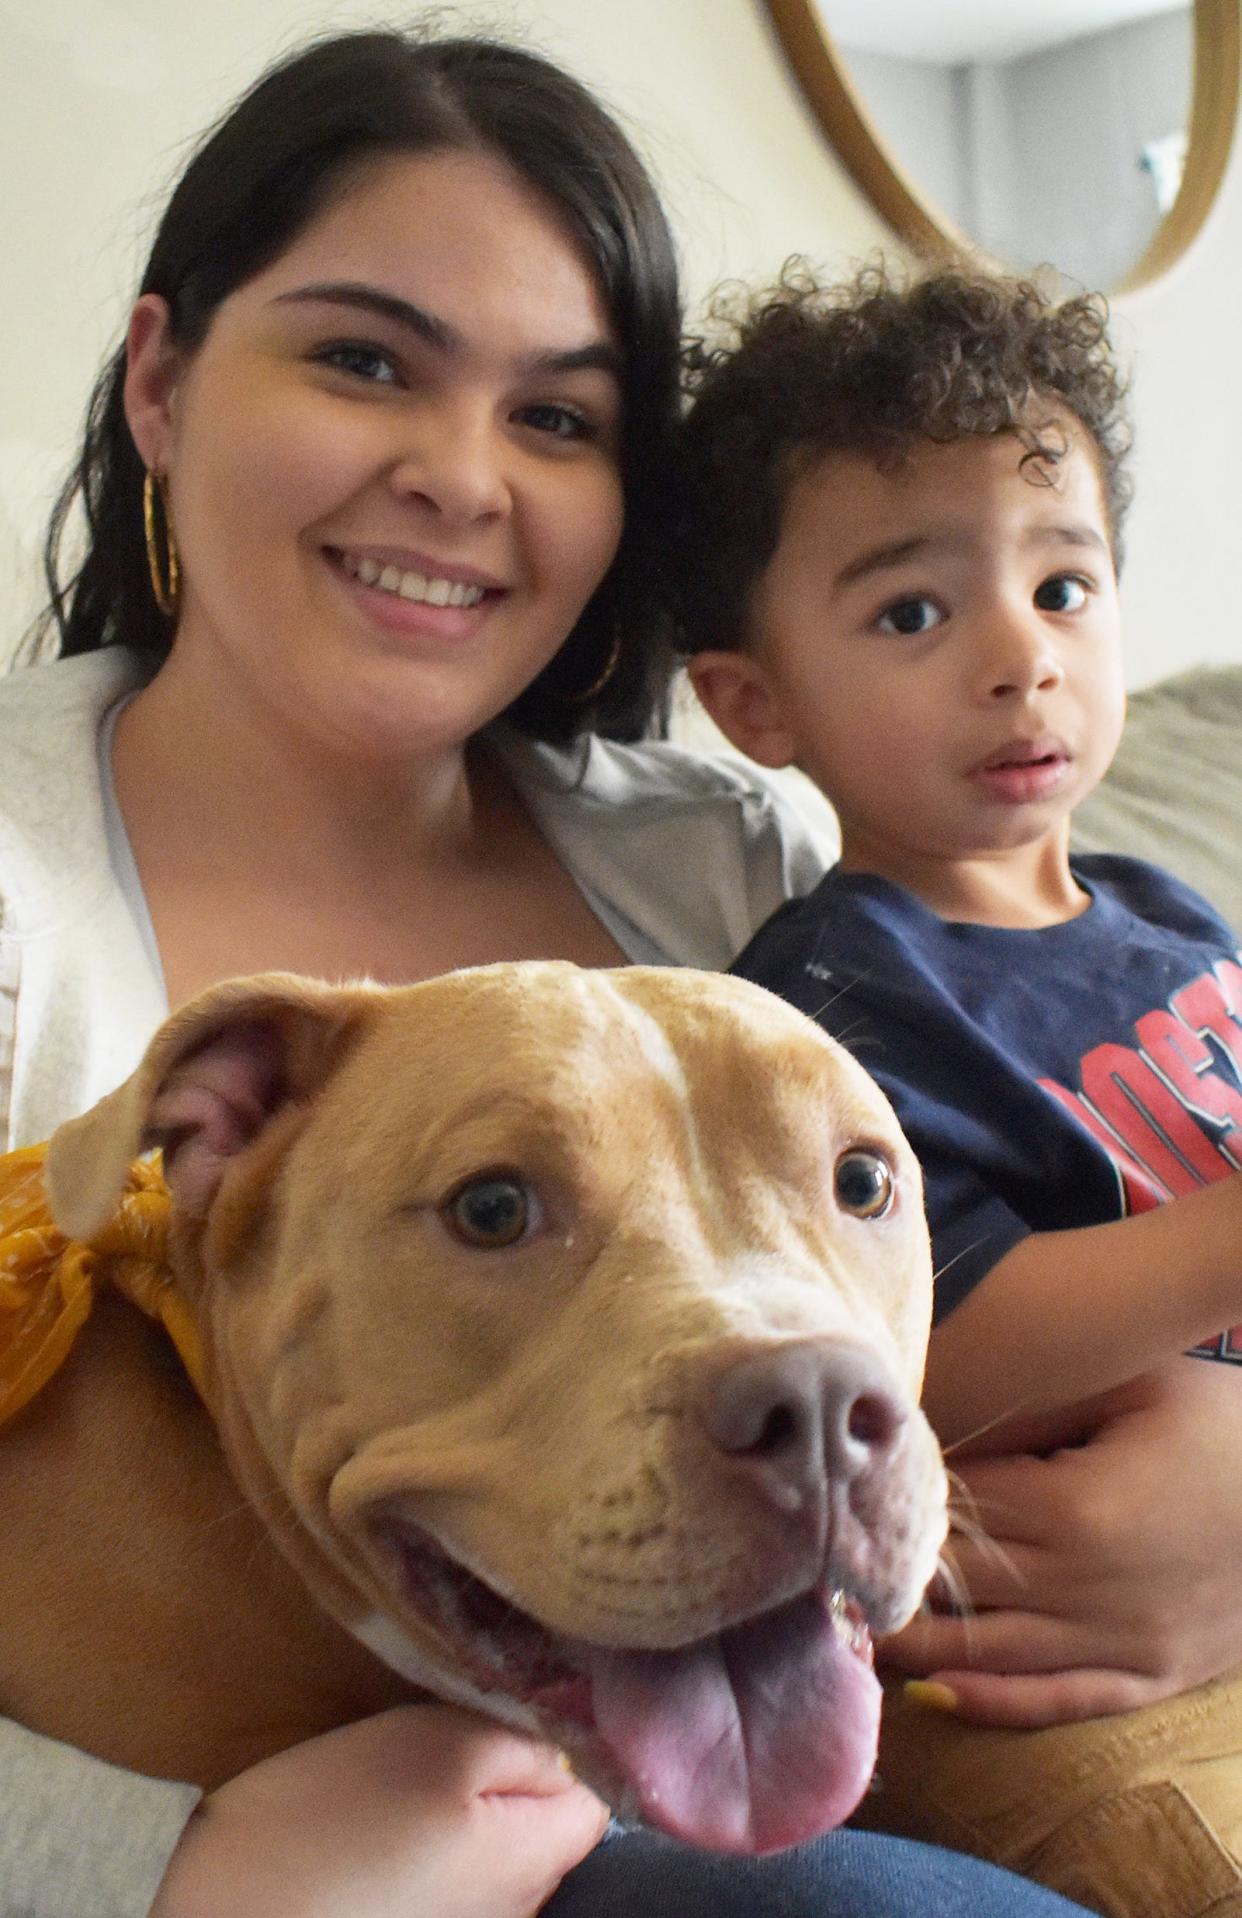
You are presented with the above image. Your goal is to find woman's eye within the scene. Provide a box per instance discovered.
[444,1174,540,1249]
[517,401,593,441]
[876,596,943,636]
[834,1149,895,1220]
[1034,573,1089,614]
[314,341,400,385]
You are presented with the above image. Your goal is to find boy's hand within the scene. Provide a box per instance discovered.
[150,1703,609,1918]
[882,1357,1242,1727]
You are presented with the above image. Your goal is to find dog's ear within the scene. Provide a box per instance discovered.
[45,972,380,1240]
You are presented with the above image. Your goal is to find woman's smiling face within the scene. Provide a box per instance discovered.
[125,147,626,758]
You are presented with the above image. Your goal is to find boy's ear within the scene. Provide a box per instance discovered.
[687,650,800,770]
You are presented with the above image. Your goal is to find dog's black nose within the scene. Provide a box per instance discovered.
[701,1340,907,1512]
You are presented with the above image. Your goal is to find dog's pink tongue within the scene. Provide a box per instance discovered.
[584,1592,880,1855]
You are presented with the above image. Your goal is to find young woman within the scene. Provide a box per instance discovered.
[0,25,1202,1918]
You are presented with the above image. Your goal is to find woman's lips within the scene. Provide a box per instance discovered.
[330,543,505,593]
[324,545,506,641]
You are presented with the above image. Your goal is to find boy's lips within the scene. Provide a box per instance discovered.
[970,736,1072,804]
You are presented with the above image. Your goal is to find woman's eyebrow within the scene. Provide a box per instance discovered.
[272,280,621,378]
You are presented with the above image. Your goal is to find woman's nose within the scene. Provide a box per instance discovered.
[387,408,511,525]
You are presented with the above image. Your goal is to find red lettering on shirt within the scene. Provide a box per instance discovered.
[1171,964,1242,1082]
[1136,1008,1242,1164]
[1037,1077,1167,1211]
[1040,962,1242,1363]
[1079,1042,1224,1192]
[1191,1325,1242,1364]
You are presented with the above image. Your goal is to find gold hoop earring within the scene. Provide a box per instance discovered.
[143,470,180,618]
[561,631,622,705]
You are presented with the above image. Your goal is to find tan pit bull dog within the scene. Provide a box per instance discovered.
[0,962,947,1856]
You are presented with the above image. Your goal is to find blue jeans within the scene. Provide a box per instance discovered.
[543,1827,1095,1916]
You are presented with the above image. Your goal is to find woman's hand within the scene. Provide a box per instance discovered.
[883,1356,1242,1727]
[149,1703,609,1918]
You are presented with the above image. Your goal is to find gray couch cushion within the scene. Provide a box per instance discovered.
[1072,667,1242,935]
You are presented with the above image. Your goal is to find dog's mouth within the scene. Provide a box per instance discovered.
[379,1520,881,1855]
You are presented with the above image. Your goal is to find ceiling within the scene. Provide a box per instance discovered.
[818,0,1191,65]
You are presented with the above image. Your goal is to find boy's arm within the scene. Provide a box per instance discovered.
[921,1171,1242,1448]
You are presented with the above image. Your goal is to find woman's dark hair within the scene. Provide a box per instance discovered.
[39,28,683,740]
[677,261,1133,658]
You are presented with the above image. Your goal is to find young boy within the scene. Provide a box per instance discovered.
[680,265,1242,1910]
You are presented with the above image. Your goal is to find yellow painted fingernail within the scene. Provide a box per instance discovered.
[904,1680,960,1714]
[557,1751,576,1776]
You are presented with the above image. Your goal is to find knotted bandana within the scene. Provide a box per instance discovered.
[0,1143,204,1427]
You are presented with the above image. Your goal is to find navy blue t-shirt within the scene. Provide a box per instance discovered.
[732,855,1242,1362]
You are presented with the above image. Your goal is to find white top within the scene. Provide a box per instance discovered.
[0,645,833,1916]
[0,648,834,1151]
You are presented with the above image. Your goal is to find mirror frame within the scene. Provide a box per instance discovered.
[761,0,1240,292]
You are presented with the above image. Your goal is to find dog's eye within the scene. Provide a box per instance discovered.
[444,1174,537,1248]
[834,1149,894,1219]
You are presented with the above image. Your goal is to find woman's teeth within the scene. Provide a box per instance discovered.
[339,551,486,609]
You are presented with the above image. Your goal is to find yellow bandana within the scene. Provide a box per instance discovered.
[0,1143,206,1427]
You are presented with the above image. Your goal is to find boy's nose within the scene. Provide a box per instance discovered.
[981,614,1064,700]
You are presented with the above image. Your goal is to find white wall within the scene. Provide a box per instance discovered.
[840,13,1192,291]
[987,10,1192,289]
[2,0,1240,688]
[841,48,970,230]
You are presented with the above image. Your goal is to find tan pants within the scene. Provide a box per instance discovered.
[852,1671,1242,1917]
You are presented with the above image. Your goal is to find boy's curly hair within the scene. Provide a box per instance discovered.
[677,262,1133,656]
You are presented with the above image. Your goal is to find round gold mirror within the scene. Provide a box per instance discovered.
[761,0,1239,292]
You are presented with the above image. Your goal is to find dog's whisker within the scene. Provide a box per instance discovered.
[184,1478,301,1541]
[944,1465,987,1534]
[927,1544,974,1624]
[802,977,863,1023]
[947,1513,1018,1584]
[834,1025,883,1052]
[939,1475,1027,1602]
[930,1240,993,1292]
[925,1546,981,1660]
[941,1401,1039,1458]
[943,1468,1021,1553]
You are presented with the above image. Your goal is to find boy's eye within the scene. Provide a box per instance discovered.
[877,596,944,636]
[313,341,401,385]
[1034,573,1089,613]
